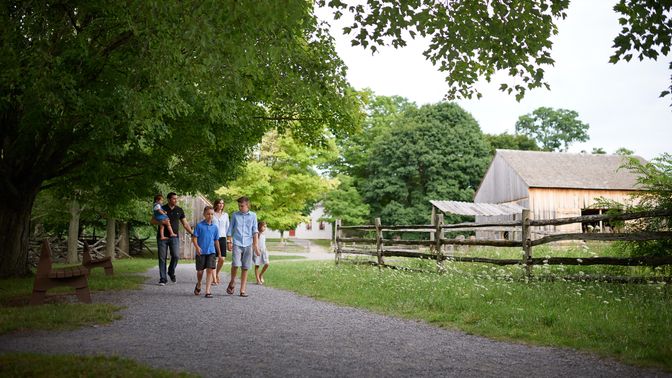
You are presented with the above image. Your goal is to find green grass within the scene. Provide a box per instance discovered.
[0,353,196,377]
[0,258,156,334]
[266,239,309,253]
[309,239,332,250]
[264,251,672,371]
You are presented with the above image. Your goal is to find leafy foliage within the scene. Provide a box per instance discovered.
[216,131,337,234]
[484,132,540,156]
[322,1,672,102]
[321,174,370,225]
[515,107,590,151]
[0,1,360,276]
[362,102,490,225]
[322,0,569,100]
[616,154,672,257]
[611,0,672,101]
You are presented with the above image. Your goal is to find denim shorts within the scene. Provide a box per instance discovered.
[232,245,253,270]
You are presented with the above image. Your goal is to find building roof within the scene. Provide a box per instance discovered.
[496,149,646,190]
[430,200,524,216]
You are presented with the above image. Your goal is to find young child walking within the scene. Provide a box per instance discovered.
[153,194,177,240]
[192,206,221,298]
[254,221,269,285]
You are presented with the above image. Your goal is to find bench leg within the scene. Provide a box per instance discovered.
[30,290,47,306]
[104,265,114,276]
[75,287,92,304]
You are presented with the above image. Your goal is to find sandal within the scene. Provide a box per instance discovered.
[239,292,248,297]
[194,283,201,296]
[205,293,213,298]
[226,283,235,295]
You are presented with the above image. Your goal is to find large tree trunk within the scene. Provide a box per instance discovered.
[66,199,82,264]
[105,216,116,260]
[118,222,129,258]
[0,190,39,277]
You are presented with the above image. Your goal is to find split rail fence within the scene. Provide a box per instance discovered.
[334,209,672,274]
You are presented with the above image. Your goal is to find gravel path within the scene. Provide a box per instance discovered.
[0,264,667,377]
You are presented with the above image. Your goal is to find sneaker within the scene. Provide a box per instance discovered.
[169,275,176,283]
[158,282,166,286]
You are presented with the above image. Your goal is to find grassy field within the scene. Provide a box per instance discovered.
[0,258,156,334]
[263,244,672,371]
[0,353,195,377]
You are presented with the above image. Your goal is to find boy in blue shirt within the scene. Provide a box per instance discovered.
[226,196,259,297]
[192,206,221,298]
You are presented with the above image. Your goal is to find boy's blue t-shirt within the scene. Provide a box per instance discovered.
[193,220,219,255]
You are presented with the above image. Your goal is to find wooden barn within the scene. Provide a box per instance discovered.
[473,150,646,240]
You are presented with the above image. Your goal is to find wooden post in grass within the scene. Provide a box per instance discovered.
[335,219,341,265]
[375,218,384,268]
[435,213,445,273]
[521,209,532,278]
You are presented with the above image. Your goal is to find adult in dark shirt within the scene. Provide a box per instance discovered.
[154,192,194,286]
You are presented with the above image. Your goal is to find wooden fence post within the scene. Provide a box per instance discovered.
[521,209,532,277]
[375,218,384,268]
[435,213,445,273]
[334,219,341,265]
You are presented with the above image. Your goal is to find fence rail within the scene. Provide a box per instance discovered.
[334,209,672,274]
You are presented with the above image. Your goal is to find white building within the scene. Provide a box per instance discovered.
[265,203,332,240]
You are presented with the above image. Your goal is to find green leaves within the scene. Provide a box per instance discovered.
[514,107,590,152]
[326,0,569,101]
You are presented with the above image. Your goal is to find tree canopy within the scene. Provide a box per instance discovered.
[484,132,540,156]
[0,1,360,276]
[362,102,490,225]
[515,107,589,152]
[216,131,337,236]
[322,0,672,102]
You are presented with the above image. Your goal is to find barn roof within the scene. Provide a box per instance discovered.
[430,200,524,216]
[496,150,646,190]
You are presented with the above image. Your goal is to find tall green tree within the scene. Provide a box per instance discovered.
[484,132,540,156]
[0,2,359,276]
[333,90,416,179]
[363,102,490,225]
[515,107,589,152]
[217,131,337,238]
[321,174,370,225]
[322,1,672,101]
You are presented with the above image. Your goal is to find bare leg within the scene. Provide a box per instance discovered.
[255,265,261,284]
[228,266,238,294]
[259,264,269,284]
[215,256,225,284]
[240,268,249,294]
[163,219,177,237]
[205,268,213,295]
[159,224,168,240]
[195,270,203,295]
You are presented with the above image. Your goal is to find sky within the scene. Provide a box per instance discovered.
[316,2,671,160]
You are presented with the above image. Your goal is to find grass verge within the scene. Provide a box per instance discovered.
[0,353,196,377]
[264,256,672,371]
[0,258,156,334]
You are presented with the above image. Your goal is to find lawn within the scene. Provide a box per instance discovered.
[0,353,196,377]
[0,258,156,334]
[263,244,672,371]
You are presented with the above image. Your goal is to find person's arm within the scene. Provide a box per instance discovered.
[252,214,259,256]
[192,234,201,255]
[214,230,221,257]
[181,218,194,236]
[226,214,234,251]
[253,232,260,256]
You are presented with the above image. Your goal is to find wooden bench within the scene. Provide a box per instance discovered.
[30,240,91,305]
[82,242,114,276]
